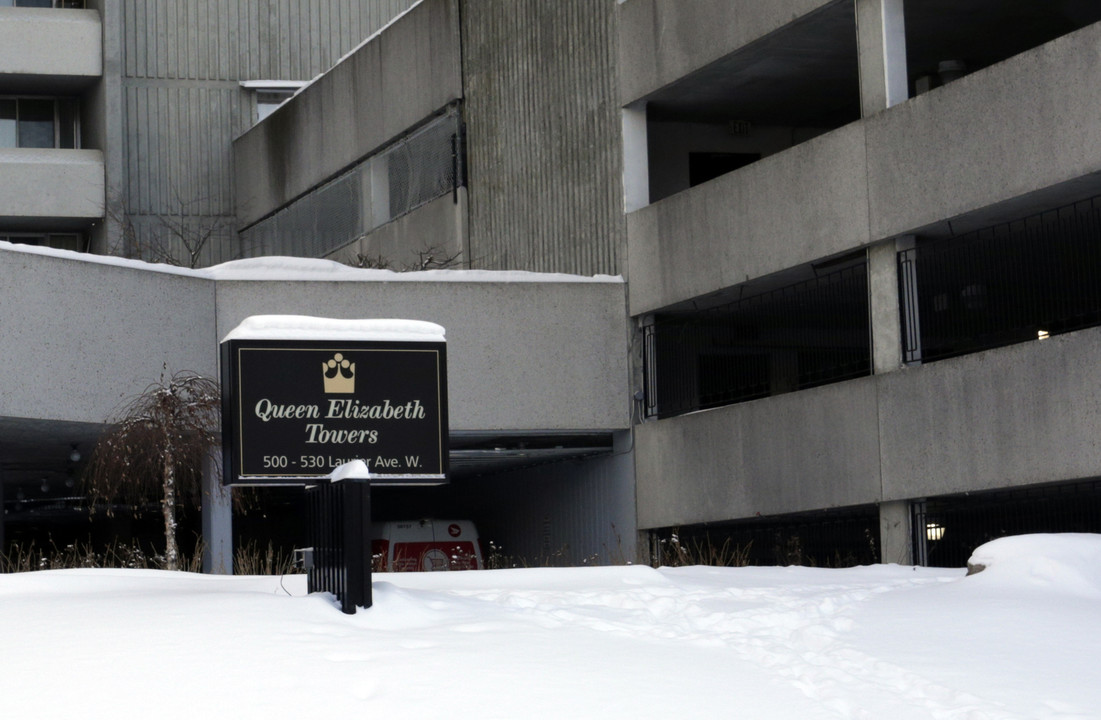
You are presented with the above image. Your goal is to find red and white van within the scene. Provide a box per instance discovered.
[371,519,484,572]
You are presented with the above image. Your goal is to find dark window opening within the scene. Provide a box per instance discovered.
[644,260,870,420]
[900,195,1101,364]
[0,232,83,252]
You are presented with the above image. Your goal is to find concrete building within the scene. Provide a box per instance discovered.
[3,0,1101,569]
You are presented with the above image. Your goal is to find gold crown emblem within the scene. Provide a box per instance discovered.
[323,353,355,393]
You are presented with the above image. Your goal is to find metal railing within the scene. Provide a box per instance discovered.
[241,106,464,258]
[899,196,1101,364]
[912,479,1101,567]
[643,263,870,419]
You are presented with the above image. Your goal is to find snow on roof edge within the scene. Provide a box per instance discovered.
[0,243,622,284]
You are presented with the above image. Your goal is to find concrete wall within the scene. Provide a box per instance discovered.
[628,122,870,315]
[0,247,215,425]
[634,326,1101,530]
[865,20,1101,240]
[234,0,462,230]
[878,327,1101,500]
[460,0,625,276]
[0,246,629,436]
[635,377,882,529]
[0,8,101,79]
[214,276,630,432]
[0,149,105,221]
[617,0,837,106]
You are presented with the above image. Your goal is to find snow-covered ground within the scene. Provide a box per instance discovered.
[2,534,1098,719]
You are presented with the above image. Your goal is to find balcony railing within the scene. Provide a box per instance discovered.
[643,262,870,420]
[899,196,1101,364]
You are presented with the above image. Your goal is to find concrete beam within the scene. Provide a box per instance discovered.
[635,377,882,529]
[866,21,1101,240]
[617,0,836,106]
[627,123,870,316]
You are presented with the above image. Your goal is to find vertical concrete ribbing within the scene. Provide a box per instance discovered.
[461,0,625,276]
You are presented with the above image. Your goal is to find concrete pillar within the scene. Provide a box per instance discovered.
[871,237,914,565]
[855,0,908,116]
[369,154,391,229]
[879,500,912,565]
[622,103,649,213]
[201,446,233,574]
[869,239,903,374]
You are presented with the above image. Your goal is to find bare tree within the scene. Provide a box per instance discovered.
[105,191,230,269]
[83,372,221,571]
[347,244,464,271]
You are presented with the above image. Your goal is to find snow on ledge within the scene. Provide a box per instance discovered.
[0,243,622,284]
[204,256,622,283]
[221,315,446,343]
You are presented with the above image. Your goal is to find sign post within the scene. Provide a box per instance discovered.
[220,316,448,612]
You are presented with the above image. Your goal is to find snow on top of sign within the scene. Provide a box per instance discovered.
[329,459,371,482]
[221,315,445,343]
[0,243,621,284]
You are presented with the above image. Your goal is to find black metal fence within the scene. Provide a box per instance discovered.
[643,263,870,419]
[899,196,1101,364]
[652,505,880,568]
[306,481,372,613]
[912,480,1101,568]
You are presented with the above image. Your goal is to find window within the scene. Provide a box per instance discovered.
[240,81,308,123]
[256,90,296,122]
[0,233,83,252]
[0,98,79,149]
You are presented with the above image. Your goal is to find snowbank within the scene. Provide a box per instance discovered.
[2,534,1099,718]
[966,532,1101,598]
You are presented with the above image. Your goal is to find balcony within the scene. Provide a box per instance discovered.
[0,7,101,89]
[629,17,1101,316]
[0,147,104,221]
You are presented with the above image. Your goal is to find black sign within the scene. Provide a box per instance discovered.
[221,339,448,485]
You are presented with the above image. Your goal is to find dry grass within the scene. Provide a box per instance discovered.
[0,537,300,575]
[655,531,753,568]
